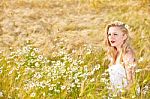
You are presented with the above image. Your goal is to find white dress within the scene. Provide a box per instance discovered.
[108,64,128,91]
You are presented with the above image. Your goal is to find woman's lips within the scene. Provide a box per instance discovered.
[111,41,115,43]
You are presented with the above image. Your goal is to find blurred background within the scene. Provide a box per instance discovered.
[0,0,150,98]
[0,0,150,59]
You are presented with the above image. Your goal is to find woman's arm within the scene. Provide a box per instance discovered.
[123,50,136,88]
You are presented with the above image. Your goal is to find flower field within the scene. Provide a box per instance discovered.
[0,0,150,98]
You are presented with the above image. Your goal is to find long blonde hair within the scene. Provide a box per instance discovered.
[105,21,134,65]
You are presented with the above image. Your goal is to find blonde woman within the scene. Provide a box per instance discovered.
[105,21,136,92]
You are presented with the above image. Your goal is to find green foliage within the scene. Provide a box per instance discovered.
[0,0,150,98]
[0,44,150,98]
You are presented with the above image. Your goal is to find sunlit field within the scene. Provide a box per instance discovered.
[0,0,150,98]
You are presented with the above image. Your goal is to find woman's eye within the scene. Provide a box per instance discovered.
[114,34,118,35]
[108,34,111,36]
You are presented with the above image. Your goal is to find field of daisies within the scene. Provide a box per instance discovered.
[0,0,150,98]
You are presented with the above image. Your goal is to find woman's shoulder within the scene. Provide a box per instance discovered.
[123,47,136,66]
[125,48,134,57]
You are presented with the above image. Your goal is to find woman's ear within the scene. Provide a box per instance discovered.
[123,34,127,40]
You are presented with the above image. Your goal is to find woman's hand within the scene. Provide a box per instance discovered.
[125,81,134,90]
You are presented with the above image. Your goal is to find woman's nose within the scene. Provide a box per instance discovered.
[110,35,115,39]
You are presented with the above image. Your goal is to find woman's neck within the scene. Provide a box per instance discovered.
[115,46,122,52]
[114,49,123,64]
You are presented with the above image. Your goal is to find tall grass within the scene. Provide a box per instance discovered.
[0,0,150,98]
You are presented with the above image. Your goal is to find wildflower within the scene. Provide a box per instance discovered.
[132,95,136,98]
[68,57,73,62]
[15,74,21,80]
[31,51,35,56]
[23,46,30,53]
[35,62,39,67]
[73,61,78,66]
[55,89,60,93]
[100,78,107,83]
[15,87,19,90]
[84,65,88,72]
[7,61,11,64]
[104,69,109,73]
[38,55,43,60]
[120,89,125,93]
[102,95,107,99]
[39,82,45,88]
[33,48,40,53]
[61,86,66,90]
[67,87,70,91]
[90,78,95,82]
[112,93,117,97]
[71,83,75,88]
[30,92,36,97]
[102,72,108,76]
[124,24,130,31]
[0,91,3,97]
[68,76,72,80]
[78,60,84,64]
[49,86,53,91]
[95,64,100,70]
[77,84,81,88]
[86,49,92,55]
[17,49,21,53]
[48,93,52,96]
[34,72,42,79]
[72,49,76,53]
[90,70,95,75]
[8,69,14,75]
[144,85,148,90]
[143,85,149,95]
[57,82,60,84]
[43,92,45,97]
[75,78,79,83]
[107,86,113,90]
[136,84,141,95]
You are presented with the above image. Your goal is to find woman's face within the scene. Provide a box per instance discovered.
[108,26,127,48]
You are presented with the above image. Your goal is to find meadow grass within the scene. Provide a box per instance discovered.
[0,0,150,98]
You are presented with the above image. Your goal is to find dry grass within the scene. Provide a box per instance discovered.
[0,0,150,98]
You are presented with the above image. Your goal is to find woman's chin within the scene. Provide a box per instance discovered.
[110,44,116,47]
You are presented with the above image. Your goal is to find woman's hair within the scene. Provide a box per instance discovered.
[105,21,134,65]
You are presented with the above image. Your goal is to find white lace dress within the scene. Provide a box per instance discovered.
[108,64,128,91]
